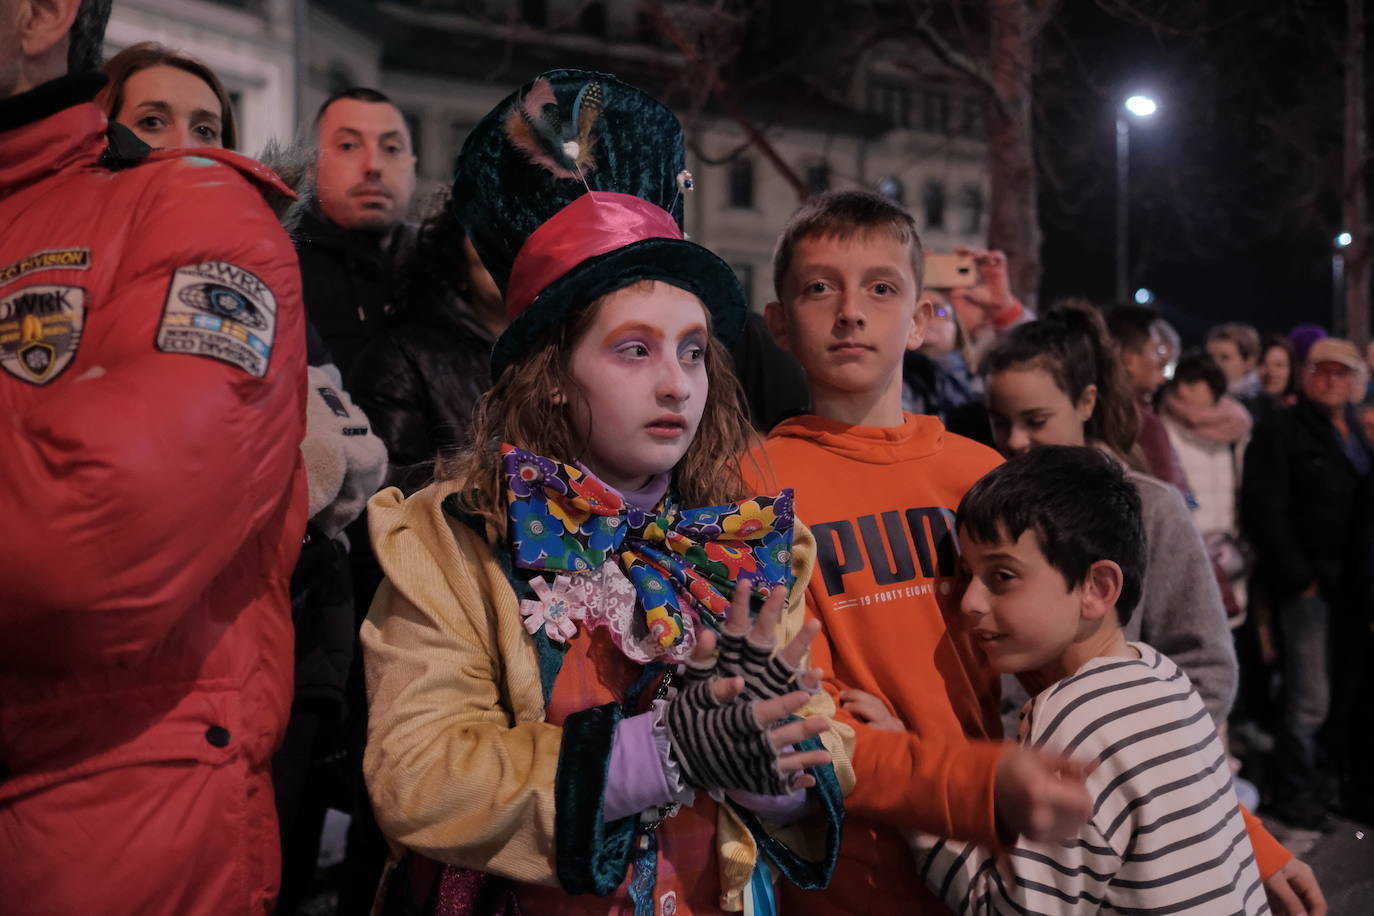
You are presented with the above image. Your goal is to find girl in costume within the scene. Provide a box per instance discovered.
[360,70,848,915]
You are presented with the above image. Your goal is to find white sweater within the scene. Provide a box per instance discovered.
[911,642,1268,914]
[1163,416,1241,539]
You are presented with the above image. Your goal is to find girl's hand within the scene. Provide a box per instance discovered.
[838,688,904,731]
[668,671,831,796]
[687,584,824,698]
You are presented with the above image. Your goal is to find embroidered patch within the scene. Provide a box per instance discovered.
[0,248,91,287]
[0,284,86,385]
[156,261,276,377]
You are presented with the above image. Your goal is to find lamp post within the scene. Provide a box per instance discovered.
[1334,232,1352,333]
[1116,94,1158,303]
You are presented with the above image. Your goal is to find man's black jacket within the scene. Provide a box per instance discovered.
[294,201,402,377]
[1242,394,1374,609]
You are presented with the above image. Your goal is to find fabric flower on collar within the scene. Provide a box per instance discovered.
[520,574,581,642]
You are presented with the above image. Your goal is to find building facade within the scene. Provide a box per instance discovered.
[108,0,989,310]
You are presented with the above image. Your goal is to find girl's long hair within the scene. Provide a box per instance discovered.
[439,283,753,542]
[982,300,1140,460]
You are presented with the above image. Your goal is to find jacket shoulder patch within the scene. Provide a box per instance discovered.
[156,261,277,377]
[0,284,86,385]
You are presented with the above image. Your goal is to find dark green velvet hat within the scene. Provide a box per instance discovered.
[452,69,746,377]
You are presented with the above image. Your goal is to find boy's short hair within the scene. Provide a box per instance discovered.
[958,445,1146,623]
[1171,350,1228,400]
[1206,322,1261,362]
[771,190,924,300]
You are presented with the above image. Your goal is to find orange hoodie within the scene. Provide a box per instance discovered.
[746,413,1292,914]
[745,412,1006,915]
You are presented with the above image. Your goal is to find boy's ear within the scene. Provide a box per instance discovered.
[906,296,934,352]
[1080,559,1124,621]
[1074,383,1099,422]
[763,300,791,352]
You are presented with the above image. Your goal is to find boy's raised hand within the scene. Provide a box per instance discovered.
[1263,857,1327,916]
[993,746,1093,843]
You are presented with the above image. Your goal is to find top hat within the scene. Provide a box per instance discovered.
[452,69,747,377]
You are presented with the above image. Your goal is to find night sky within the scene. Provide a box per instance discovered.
[1034,0,1360,343]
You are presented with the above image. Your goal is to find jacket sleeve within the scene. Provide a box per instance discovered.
[1241,417,1315,599]
[0,162,306,672]
[808,612,1006,848]
[909,822,1121,915]
[728,523,853,892]
[1136,477,1238,724]
[350,337,440,491]
[360,507,566,886]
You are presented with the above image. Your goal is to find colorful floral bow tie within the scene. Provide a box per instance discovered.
[502,444,795,650]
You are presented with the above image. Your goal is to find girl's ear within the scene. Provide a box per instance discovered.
[1075,383,1099,422]
[1080,559,1124,621]
[550,389,567,406]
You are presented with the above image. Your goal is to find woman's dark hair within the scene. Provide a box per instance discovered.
[1105,303,1159,352]
[97,42,239,150]
[958,444,1146,622]
[982,300,1140,459]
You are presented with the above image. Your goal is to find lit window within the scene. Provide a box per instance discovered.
[960,185,984,234]
[961,98,985,138]
[728,158,754,209]
[805,162,831,194]
[923,180,946,230]
[868,80,911,128]
[922,92,950,133]
[732,263,754,309]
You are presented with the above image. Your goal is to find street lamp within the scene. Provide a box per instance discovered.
[1117,94,1158,302]
[1333,232,1351,332]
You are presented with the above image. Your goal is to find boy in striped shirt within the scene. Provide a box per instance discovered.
[892,445,1282,913]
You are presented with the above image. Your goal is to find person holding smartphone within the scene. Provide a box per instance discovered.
[928,248,1029,371]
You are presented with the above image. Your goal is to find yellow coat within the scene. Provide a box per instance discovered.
[360,479,855,911]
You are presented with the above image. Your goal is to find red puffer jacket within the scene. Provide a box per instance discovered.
[0,74,307,915]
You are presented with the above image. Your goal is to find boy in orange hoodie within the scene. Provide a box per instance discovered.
[744,191,1308,916]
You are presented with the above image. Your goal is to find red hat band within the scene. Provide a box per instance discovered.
[504,191,684,321]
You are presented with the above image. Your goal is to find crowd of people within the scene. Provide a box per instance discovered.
[3,3,1369,915]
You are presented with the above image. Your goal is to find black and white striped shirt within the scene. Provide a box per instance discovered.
[910,642,1269,914]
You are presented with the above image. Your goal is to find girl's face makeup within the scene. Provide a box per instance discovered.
[985,365,1092,457]
[567,281,711,492]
